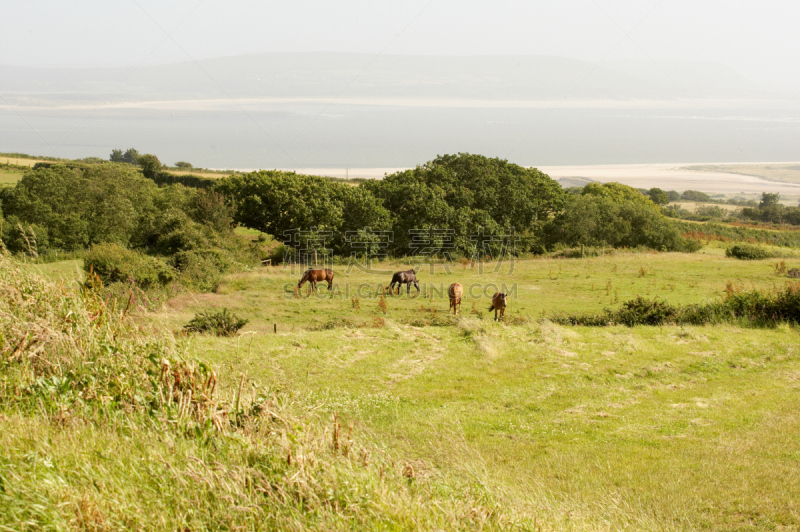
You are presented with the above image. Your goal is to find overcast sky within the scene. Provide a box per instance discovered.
[3,0,800,88]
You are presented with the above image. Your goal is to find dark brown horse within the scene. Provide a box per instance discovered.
[488,292,508,321]
[388,269,419,295]
[298,268,334,293]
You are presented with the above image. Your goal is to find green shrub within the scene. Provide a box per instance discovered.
[84,243,175,289]
[184,308,248,336]
[725,244,777,260]
[613,297,678,326]
[170,249,230,292]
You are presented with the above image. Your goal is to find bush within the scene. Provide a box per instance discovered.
[613,297,678,326]
[554,284,800,327]
[84,243,175,289]
[184,308,248,336]
[725,244,778,260]
[170,249,230,292]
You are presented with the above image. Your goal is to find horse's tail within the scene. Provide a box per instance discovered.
[488,304,495,311]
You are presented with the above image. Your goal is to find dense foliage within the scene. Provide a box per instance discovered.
[1,154,705,277]
[740,193,800,225]
[362,154,566,254]
[0,163,260,292]
[546,183,700,252]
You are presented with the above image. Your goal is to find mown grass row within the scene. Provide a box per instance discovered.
[0,253,530,530]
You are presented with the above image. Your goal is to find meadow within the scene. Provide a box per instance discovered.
[29,246,800,530]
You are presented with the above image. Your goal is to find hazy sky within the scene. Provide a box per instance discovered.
[3,0,800,87]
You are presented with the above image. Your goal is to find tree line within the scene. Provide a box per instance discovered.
[0,153,701,263]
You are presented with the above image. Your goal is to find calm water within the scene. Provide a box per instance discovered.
[2,104,800,168]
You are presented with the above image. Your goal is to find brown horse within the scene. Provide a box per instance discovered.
[448,283,463,315]
[388,269,419,295]
[488,292,508,321]
[298,268,334,293]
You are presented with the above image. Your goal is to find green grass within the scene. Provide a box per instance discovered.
[0,253,526,530]
[0,166,24,187]
[152,251,800,530]
[7,250,800,529]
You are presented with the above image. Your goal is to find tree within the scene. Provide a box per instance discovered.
[648,188,670,206]
[681,190,711,202]
[175,161,193,169]
[122,148,140,165]
[548,193,691,251]
[137,154,163,180]
[109,149,124,162]
[759,192,781,208]
[214,171,348,238]
[364,153,566,254]
[667,190,681,202]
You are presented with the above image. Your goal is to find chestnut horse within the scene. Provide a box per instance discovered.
[448,283,463,315]
[298,268,334,293]
[388,269,419,295]
[488,292,508,321]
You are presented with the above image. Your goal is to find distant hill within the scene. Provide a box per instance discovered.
[0,53,770,106]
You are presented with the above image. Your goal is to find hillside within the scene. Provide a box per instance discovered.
[1,53,767,107]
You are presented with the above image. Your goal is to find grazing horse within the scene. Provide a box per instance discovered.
[488,292,508,321]
[298,268,334,293]
[388,269,419,295]
[448,283,463,315]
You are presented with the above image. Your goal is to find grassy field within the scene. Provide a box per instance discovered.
[33,248,800,530]
[0,166,25,187]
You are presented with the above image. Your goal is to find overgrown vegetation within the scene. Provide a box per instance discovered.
[0,162,263,295]
[553,283,800,327]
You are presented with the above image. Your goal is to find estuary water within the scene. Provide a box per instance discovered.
[2,102,800,170]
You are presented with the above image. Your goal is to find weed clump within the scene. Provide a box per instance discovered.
[184,308,248,336]
[788,268,800,278]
